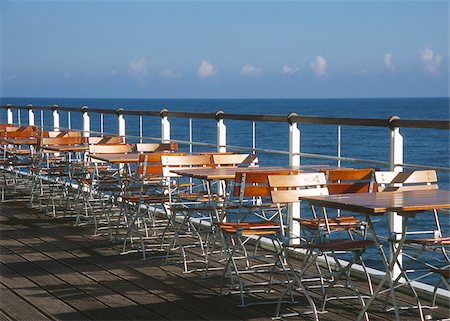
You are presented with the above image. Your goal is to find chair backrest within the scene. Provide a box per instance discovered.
[86,136,125,145]
[3,130,39,138]
[268,173,329,204]
[212,154,258,167]
[13,125,39,133]
[136,142,178,153]
[160,155,213,177]
[375,170,438,192]
[46,130,81,138]
[4,126,20,132]
[233,170,295,199]
[88,144,133,155]
[325,168,375,194]
[137,152,186,176]
[40,136,83,146]
[0,124,17,130]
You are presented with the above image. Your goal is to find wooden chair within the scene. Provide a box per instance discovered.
[218,169,295,307]
[268,173,374,320]
[46,130,81,138]
[375,170,449,306]
[72,143,133,236]
[298,168,375,243]
[86,136,125,145]
[118,152,186,260]
[159,154,216,272]
[212,153,258,167]
[136,142,178,153]
[29,136,84,217]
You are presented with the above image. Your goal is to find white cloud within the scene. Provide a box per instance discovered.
[420,46,443,75]
[240,63,262,77]
[197,60,216,78]
[127,57,150,80]
[159,68,181,79]
[310,56,327,78]
[281,65,299,76]
[383,52,396,71]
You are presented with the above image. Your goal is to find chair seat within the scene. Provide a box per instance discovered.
[219,221,281,235]
[297,215,362,231]
[405,236,450,245]
[290,239,374,251]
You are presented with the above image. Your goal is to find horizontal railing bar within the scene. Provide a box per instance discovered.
[3,105,449,130]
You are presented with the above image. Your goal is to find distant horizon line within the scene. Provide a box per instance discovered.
[1,96,449,101]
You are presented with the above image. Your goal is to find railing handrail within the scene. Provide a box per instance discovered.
[3,104,450,130]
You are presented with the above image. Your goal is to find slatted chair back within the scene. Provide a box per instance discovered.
[88,144,133,165]
[3,129,39,138]
[137,152,186,176]
[136,142,178,153]
[233,170,295,199]
[12,125,39,132]
[88,144,133,155]
[268,173,329,204]
[160,154,213,178]
[325,168,376,194]
[212,153,258,168]
[0,124,17,130]
[41,136,83,147]
[86,136,125,145]
[375,170,438,192]
[4,126,21,132]
[46,130,81,138]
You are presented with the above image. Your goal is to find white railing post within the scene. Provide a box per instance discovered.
[288,113,301,245]
[160,109,171,143]
[82,106,90,137]
[27,104,35,126]
[117,108,126,138]
[389,115,404,279]
[52,105,60,131]
[216,111,227,153]
[6,104,13,124]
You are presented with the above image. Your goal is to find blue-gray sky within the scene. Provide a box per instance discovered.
[1,1,448,98]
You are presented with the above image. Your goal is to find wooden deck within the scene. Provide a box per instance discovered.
[1,188,449,321]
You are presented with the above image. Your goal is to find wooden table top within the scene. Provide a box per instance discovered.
[88,153,140,163]
[300,189,450,215]
[43,144,89,152]
[171,165,330,180]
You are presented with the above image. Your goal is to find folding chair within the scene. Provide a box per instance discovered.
[218,169,294,307]
[160,154,216,272]
[30,136,83,217]
[269,173,374,320]
[136,142,178,153]
[299,168,375,243]
[73,143,133,236]
[375,170,449,310]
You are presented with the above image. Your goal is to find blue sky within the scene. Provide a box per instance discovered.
[1,1,448,99]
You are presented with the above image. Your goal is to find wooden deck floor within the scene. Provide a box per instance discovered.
[1,188,449,321]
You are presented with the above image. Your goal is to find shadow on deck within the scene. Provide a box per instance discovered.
[1,188,449,321]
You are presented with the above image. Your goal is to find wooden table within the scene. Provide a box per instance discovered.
[300,189,450,321]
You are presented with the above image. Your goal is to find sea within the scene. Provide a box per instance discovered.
[2,96,449,281]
